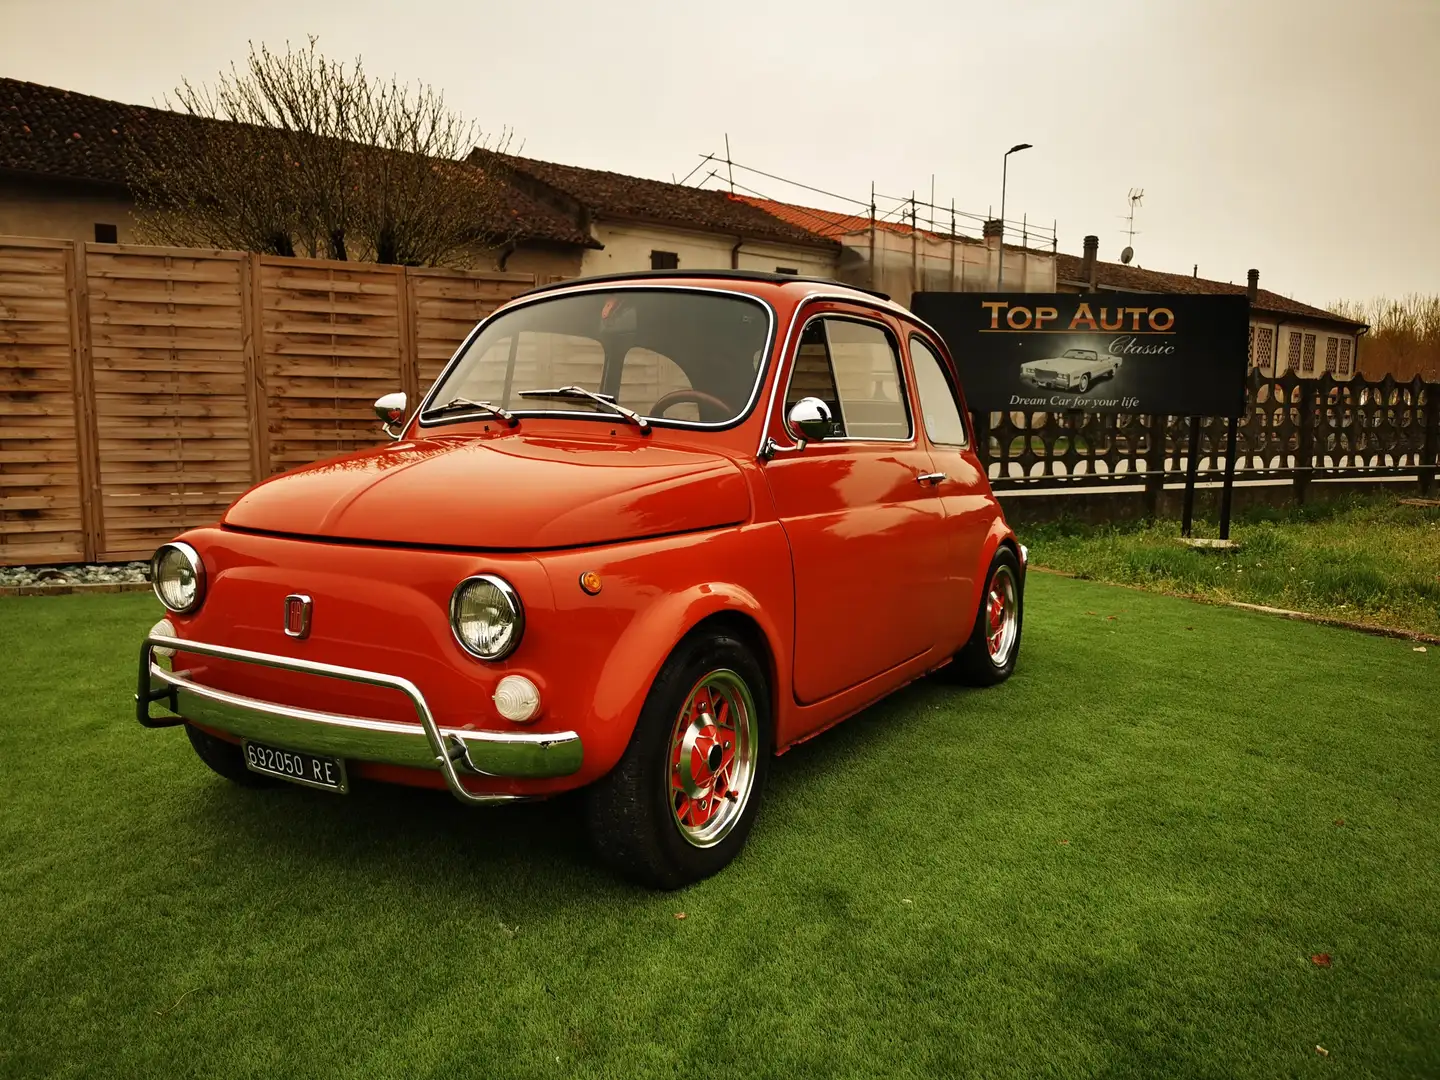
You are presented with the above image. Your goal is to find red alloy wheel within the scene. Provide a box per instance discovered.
[667,669,758,848]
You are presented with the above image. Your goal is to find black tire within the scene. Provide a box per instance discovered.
[185,723,280,788]
[948,547,1024,686]
[585,631,771,889]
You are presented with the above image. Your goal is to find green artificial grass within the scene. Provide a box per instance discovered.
[1,578,1436,1079]
[1024,494,1440,638]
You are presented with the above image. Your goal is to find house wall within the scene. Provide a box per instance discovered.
[581,220,837,279]
[1255,320,1359,381]
[0,172,137,245]
[838,230,1057,306]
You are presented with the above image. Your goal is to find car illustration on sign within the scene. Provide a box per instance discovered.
[1020,347,1121,394]
[135,270,1026,888]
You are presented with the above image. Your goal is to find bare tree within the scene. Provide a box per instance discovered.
[127,39,518,265]
[1331,295,1440,381]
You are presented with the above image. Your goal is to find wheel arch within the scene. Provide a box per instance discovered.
[589,583,788,773]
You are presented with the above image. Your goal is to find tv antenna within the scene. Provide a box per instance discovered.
[1120,188,1143,263]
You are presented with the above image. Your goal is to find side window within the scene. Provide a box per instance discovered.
[909,336,969,447]
[785,316,910,440]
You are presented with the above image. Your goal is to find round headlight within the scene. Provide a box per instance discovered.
[450,575,524,660]
[151,542,205,613]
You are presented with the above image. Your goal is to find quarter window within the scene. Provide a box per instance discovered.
[785,317,910,440]
[909,336,969,447]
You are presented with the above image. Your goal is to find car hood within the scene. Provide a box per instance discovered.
[223,434,751,550]
[1024,357,1096,373]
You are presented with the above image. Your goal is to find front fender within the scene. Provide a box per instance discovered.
[535,523,793,779]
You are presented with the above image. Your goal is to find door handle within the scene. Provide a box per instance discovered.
[915,472,946,485]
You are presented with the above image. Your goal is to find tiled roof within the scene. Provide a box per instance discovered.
[1055,252,1363,327]
[0,77,595,247]
[474,150,841,250]
[0,76,152,186]
[730,194,940,240]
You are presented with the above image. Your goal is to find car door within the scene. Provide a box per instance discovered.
[905,331,996,634]
[761,306,950,704]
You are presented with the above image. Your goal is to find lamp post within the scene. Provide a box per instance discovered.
[996,142,1032,291]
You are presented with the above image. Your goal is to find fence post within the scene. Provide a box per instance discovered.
[1422,379,1439,496]
[1143,413,1165,518]
[64,241,102,562]
[1294,381,1315,505]
[241,253,271,480]
[397,267,421,407]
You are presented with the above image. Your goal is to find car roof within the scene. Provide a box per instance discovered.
[515,269,892,302]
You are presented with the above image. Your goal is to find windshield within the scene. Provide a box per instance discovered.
[424,289,772,426]
[1062,348,1095,359]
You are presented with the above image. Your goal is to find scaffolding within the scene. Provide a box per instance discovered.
[683,150,1059,303]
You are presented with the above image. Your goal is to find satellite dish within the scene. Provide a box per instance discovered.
[1120,246,1134,265]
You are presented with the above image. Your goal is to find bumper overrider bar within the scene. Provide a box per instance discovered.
[136,634,583,806]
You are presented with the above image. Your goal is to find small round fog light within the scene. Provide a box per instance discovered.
[493,675,541,724]
[149,617,177,658]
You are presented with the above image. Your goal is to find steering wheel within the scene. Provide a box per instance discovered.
[650,388,733,419]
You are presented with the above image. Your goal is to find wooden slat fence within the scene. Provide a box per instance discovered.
[0,237,535,565]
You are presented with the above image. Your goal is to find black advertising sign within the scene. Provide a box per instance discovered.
[911,293,1250,416]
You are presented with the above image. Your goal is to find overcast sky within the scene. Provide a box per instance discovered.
[3,0,1436,306]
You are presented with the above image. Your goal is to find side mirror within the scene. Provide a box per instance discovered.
[787,396,836,442]
[374,392,407,440]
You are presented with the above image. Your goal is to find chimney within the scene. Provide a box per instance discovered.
[982,218,1004,248]
[1081,234,1099,292]
[1246,268,1259,303]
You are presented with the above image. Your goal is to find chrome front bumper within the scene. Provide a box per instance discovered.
[136,634,583,806]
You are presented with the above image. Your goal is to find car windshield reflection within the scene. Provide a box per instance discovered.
[424,289,772,427]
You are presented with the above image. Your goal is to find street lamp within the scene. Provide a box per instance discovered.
[996,142,1032,291]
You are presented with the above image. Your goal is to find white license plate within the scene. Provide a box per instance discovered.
[242,740,348,793]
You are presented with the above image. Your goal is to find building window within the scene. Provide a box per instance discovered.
[1286,331,1303,375]
[650,250,679,270]
[775,266,799,275]
[1301,332,1317,375]
[1324,336,1339,375]
[1338,337,1353,377]
[94,223,118,244]
[1247,325,1255,366]
[1254,326,1274,372]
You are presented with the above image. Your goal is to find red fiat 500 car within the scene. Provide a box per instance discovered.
[137,270,1025,887]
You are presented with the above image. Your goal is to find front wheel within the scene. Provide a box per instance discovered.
[1076,373,1092,394]
[585,631,771,889]
[948,547,1024,686]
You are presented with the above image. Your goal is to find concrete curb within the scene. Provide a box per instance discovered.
[1029,566,1440,646]
[0,581,152,598]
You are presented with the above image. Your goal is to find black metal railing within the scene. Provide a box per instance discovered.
[973,372,1440,498]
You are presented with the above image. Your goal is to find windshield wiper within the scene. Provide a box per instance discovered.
[516,386,650,432]
[423,396,518,426]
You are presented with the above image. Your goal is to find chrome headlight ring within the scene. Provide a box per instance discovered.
[151,541,206,614]
[449,574,525,661]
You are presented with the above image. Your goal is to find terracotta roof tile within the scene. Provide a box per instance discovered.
[475,150,840,250]
[0,77,594,248]
[1055,253,1363,327]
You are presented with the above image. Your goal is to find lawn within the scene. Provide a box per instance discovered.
[1024,494,1440,638]
[1,576,1436,1079]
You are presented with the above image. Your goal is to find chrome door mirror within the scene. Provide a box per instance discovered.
[787,396,836,441]
[374,392,407,440]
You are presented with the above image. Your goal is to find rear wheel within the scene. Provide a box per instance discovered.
[948,547,1023,686]
[585,631,771,889]
[185,724,280,788]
